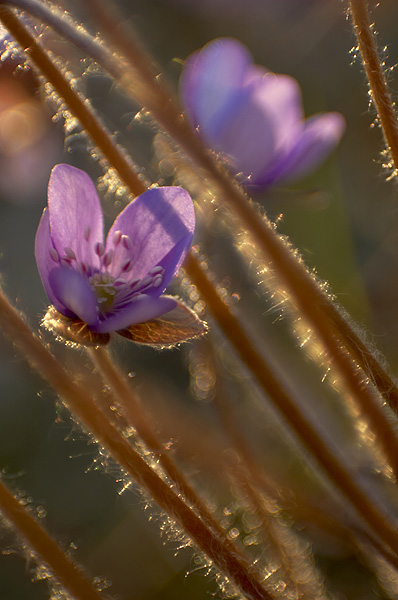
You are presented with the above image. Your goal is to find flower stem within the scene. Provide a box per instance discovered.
[4,4,398,554]
[79,0,398,480]
[0,293,273,600]
[87,346,238,541]
[350,0,398,177]
[0,478,106,600]
[4,0,398,475]
[182,254,398,558]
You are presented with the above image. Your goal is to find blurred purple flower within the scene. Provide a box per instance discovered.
[180,38,345,189]
[35,164,198,342]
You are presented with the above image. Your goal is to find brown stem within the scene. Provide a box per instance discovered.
[2,3,398,570]
[183,254,398,557]
[0,0,397,409]
[0,293,272,600]
[0,3,398,556]
[350,0,398,176]
[13,0,398,474]
[87,347,235,541]
[231,466,326,600]
[0,479,106,600]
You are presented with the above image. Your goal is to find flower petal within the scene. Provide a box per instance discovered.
[180,38,252,136]
[95,294,177,333]
[48,267,98,327]
[261,112,346,186]
[106,186,195,283]
[47,164,103,270]
[35,208,74,316]
[210,73,302,182]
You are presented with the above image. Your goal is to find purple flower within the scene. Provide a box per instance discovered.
[180,38,345,189]
[35,164,205,346]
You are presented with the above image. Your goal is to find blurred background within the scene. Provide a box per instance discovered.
[1,1,398,599]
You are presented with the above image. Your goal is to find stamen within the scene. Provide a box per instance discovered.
[64,247,76,260]
[49,248,59,262]
[121,259,133,273]
[150,266,164,275]
[103,249,113,268]
[60,259,72,268]
[94,242,105,257]
[84,225,91,241]
[152,274,163,288]
[114,278,127,287]
[113,230,122,246]
[131,293,146,302]
[129,278,141,290]
[122,234,133,250]
[139,276,153,289]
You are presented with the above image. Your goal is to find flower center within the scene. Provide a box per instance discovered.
[48,236,166,318]
[89,272,117,310]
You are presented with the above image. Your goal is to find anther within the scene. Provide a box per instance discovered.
[84,226,91,241]
[150,266,164,275]
[49,248,59,262]
[139,276,153,289]
[64,247,76,260]
[152,274,163,288]
[94,242,105,257]
[121,234,133,250]
[121,259,133,273]
[114,278,127,287]
[103,249,113,268]
[129,278,141,290]
[131,293,146,302]
[60,259,72,268]
[113,230,122,246]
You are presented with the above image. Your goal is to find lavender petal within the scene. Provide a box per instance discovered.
[262,112,346,186]
[35,209,74,317]
[48,267,98,327]
[47,164,104,268]
[180,38,251,137]
[95,294,177,333]
[105,186,195,283]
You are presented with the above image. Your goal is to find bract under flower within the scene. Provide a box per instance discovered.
[35,164,206,346]
[180,38,345,189]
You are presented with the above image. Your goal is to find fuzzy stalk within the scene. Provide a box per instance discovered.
[350,0,398,177]
[87,346,240,543]
[0,478,106,600]
[2,5,398,555]
[2,0,398,475]
[0,293,274,600]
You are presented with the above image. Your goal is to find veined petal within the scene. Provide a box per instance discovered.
[48,267,98,327]
[95,294,177,333]
[181,38,252,137]
[263,112,346,186]
[35,209,74,317]
[105,186,195,283]
[47,164,103,270]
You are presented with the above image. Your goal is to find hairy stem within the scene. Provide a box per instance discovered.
[350,0,398,177]
[2,5,398,559]
[88,346,237,541]
[0,294,273,600]
[0,478,106,600]
[3,0,398,476]
[183,254,398,558]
